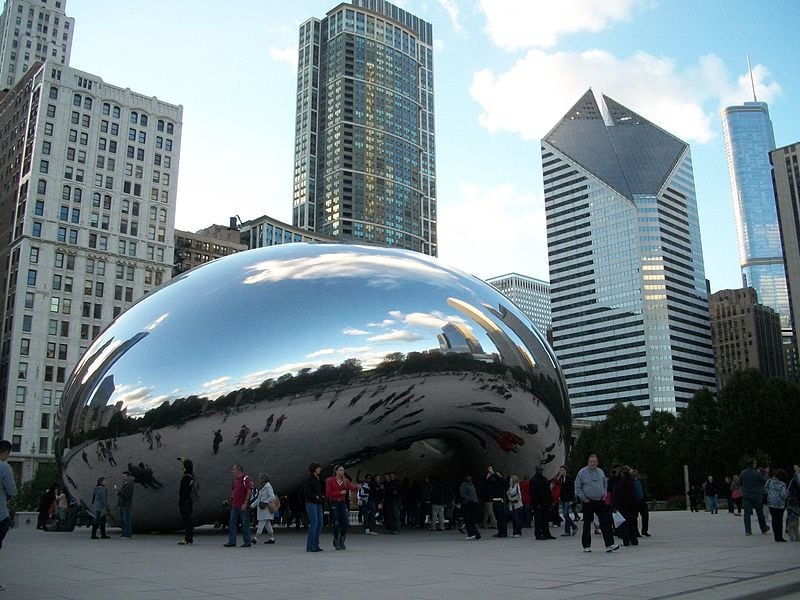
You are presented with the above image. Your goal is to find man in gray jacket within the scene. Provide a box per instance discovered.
[574,454,619,553]
[740,459,769,535]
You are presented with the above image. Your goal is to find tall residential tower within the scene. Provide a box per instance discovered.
[721,101,791,341]
[293,0,437,255]
[542,90,715,420]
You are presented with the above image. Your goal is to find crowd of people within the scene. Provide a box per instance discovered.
[689,461,800,542]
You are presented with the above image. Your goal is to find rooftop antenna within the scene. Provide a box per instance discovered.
[746,53,758,102]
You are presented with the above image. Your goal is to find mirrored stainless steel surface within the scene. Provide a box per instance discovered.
[58,244,570,531]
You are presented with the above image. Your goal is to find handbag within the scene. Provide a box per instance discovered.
[258,501,268,510]
[268,498,281,512]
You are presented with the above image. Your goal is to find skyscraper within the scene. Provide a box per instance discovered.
[721,101,791,336]
[541,90,716,420]
[0,63,182,480]
[0,0,74,88]
[293,0,437,255]
[770,142,800,381]
[486,272,551,339]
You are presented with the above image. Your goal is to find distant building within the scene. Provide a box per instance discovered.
[709,287,785,387]
[0,63,182,480]
[486,273,551,340]
[293,0,437,255]
[239,214,335,249]
[0,0,74,88]
[770,142,800,382]
[173,226,247,275]
[541,90,715,421]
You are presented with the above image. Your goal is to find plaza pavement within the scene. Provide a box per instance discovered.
[2,510,799,600]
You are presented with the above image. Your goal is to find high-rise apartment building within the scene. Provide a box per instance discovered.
[771,142,800,381]
[0,63,182,479]
[709,287,785,387]
[721,102,791,338]
[0,0,74,88]
[542,90,716,420]
[293,0,437,255]
[486,272,551,339]
[173,225,247,275]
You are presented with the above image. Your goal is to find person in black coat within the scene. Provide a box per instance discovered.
[612,466,638,546]
[485,466,508,538]
[557,466,577,536]
[303,463,325,552]
[531,466,555,539]
[177,458,195,545]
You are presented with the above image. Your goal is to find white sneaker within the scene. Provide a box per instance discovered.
[512,534,522,538]
[605,543,620,553]
[583,547,591,552]
[466,535,476,540]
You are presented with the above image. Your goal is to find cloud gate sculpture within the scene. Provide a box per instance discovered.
[58,244,570,531]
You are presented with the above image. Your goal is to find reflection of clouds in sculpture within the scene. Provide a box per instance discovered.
[144,312,169,332]
[305,348,336,358]
[367,330,425,343]
[115,385,170,417]
[242,251,455,287]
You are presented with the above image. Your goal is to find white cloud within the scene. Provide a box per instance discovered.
[437,0,463,34]
[343,327,370,336]
[479,0,651,51]
[367,329,425,343]
[438,182,548,281]
[305,348,336,358]
[469,50,782,144]
[269,44,297,68]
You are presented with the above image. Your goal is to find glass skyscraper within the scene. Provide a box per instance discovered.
[542,90,716,420]
[293,0,437,256]
[721,102,790,332]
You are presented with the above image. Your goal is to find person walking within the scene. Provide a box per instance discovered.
[765,469,788,542]
[506,474,524,537]
[740,459,769,535]
[729,474,743,515]
[116,470,134,539]
[90,477,111,539]
[212,430,223,455]
[575,454,619,553]
[631,468,650,537]
[485,466,508,538]
[557,465,577,536]
[704,475,718,514]
[177,459,196,545]
[326,465,360,550]
[531,466,555,540]
[304,462,325,552]
[1,439,18,590]
[251,473,277,544]
[459,474,482,540]
[224,464,254,547]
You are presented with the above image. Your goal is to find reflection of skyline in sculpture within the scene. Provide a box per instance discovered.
[57,244,570,531]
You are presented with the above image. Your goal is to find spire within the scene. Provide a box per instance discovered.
[747,54,758,102]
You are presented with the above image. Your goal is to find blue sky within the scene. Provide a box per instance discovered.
[66,0,798,292]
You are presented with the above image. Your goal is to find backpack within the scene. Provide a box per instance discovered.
[190,475,200,502]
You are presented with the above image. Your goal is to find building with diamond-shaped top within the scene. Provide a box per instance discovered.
[541,90,716,420]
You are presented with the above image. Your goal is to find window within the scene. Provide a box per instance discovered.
[34,201,44,216]
[155,136,163,149]
[16,386,26,404]
[27,269,37,286]
[18,362,28,379]
[29,247,39,264]
[42,140,51,155]
[43,389,52,405]
[50,297,60,312]
[14,411,23,428]
[130,111,138,124]
[39,437,49,454]
[137,148,144,161]
[32,222,42,237]
[165,139,172,151]
[24,292,34,309]
[140,114,148,127]
[157,119,164,131]
[20,338,30,356]
[167,123,174,134]
[11,436,21,453]
[22,315,33,332]
[40,160,49,173]
[52,274,61,290]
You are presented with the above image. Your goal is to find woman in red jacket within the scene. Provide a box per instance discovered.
[326,465,360,550]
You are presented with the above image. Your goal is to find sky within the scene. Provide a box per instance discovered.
[64,0,799,292]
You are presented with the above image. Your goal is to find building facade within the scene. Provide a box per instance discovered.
[293,0,437,255]
[542,90,716,420]
[240,214,335,249]
[771,142,800,381]
[709,287,785,387]
[0,0,74,89]
[486,272,551,340]
[0,63,182,480]
[174,226,247,275]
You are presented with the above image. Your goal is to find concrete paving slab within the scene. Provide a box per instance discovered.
[1,510,799,599]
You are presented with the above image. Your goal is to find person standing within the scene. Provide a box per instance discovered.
[575,454,619,553]
[704,475,718,514]
[251,472,277,544]
[765,469,788,542]
[557,465,577,537]
[631,468,650,537]
[430,477,447,532]
[740,459,769,535]
[212,430,223,455]
[506,475,524,537]
[224,464,254,547]
[326,465,360,550]
[116,470,134,539]
[91,477,111,539]
[531,466,555,540]
[0,439,18,590]
[730,474,743,514]
[485,466,508,538]
[459,474,482,540]
[383,471,402,534]
[177,459,196,545]
[36,484,56,530]
[304,462,325,552]
[612,466,638,546]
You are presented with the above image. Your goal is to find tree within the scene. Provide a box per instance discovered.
[672,387,723,486]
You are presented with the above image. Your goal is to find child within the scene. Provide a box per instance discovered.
[786,497,799,542]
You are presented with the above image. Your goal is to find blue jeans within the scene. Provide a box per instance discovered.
[743,496,768,534]
[562,501,575,533]
[120,507,132,537]
[306,502,323,551]
[512,507,523,535]
[706,495,718,513]
[364,500,376,531]
[227,506,252,545]
[330,500,349,546]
